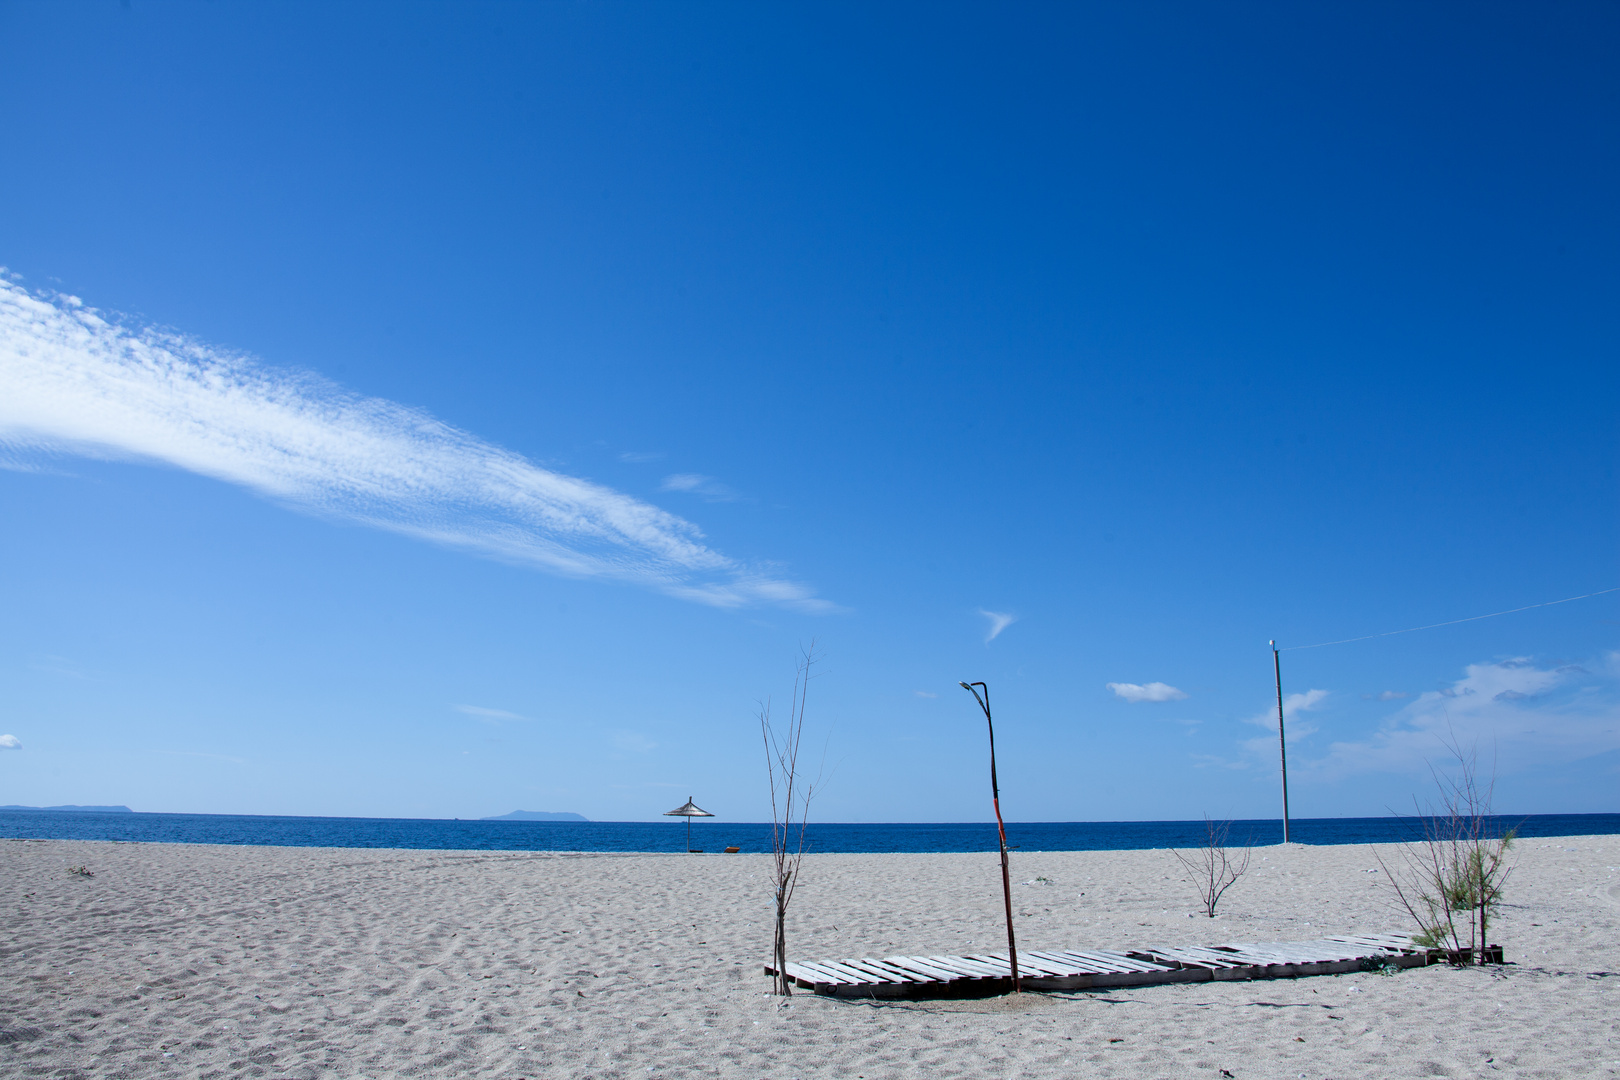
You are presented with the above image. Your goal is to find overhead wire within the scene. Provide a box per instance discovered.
[1280,586,1620,652]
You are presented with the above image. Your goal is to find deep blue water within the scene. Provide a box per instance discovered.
[2,810,1616,853]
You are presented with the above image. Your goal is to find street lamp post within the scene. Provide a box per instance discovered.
[1271,641,1290,845]
[959,680,1020,993]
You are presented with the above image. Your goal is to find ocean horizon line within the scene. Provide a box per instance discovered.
[4,807,1615,854]
[5,806,1616,825]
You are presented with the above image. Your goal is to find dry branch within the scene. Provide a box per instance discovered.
[760,645,821,995]
[1372,735,1515,963]
[1169,817,1251,917]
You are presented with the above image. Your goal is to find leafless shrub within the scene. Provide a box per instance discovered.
[760,645,822,996]
[1373,736,1515,963]
[1170,817,1251,917]
[66,865,93,877]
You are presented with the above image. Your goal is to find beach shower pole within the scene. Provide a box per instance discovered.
[959,681,1020,992]
[1271,641,1291,845]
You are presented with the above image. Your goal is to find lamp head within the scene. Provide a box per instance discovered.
[959,681,972,690]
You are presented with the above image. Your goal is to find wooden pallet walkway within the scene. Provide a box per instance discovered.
[766,933,1440,997]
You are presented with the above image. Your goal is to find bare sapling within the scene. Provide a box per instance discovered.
[760,646,821,996]
[1170,816,1252,917]
[1372,736,1515,964]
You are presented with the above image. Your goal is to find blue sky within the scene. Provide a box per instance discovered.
[1,1,1616,824]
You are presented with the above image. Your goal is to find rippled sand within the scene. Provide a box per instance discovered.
[3,834,1615,1078]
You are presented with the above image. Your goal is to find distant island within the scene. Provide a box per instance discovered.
[1,804,135,813]
[481,810,589,822]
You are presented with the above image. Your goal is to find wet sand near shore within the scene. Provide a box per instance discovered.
[3,835,1616,1079]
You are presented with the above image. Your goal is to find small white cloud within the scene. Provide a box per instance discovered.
[0,734,20,749]
[1288,689,1329,714]
[1107,681,1188,703]
[613,732,656,753]
[1363,690,1410,701]
[454,704,531,722]
[914,690,938,699]
[660,473,741,502]
[979,610,1017,643]
[618,450,664,463]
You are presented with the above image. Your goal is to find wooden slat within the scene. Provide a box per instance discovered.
[880,956,965,982]
[1255,942,1363,962]
[963,954,1025,977]
[839,958,918,984]
[926,955,1011,978]
[1148,947,1251,968]
[782,962,836,987]
[793,960,863,985]
[1040,950,1153,974]
[985,952,1084,977]
[1073,949,1178,972]
[792,960,859,984]
[1328,934,1414,951]
[1021,950,1108,975]
[1029,950,1131,974]
[1276,941,1364,960]
[912,955,998,979]
[861,958,937,983]
[824,959,897,984]
[1204,944,1312,964]
[812,960,884,984]
[1216,947,1323,966]
[1271,939,1365,957]
[1034,950,1137,975]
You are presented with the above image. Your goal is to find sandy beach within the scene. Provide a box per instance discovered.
[3,834,1616,1079]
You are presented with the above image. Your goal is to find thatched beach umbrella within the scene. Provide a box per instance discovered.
[663,797,714,852]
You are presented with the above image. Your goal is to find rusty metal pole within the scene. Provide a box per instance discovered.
[960,681,1019,992]
[1271,641,1290,845]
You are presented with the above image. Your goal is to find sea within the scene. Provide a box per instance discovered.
[3,809,1616,854]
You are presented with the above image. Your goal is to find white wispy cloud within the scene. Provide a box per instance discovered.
[1246,688,1330,731]
[454,704,531,722]
[0,734,20,749]
[980,610,1017,642]
[0,276,828,611]
[1107,681,1188,703]
[913,689,938,699]
[659,473,741,503]
[1191,752,1247,770]
[612,732,657,753]
[618,450,664,463]
[1237,688,1330,760]
[1309,658,1620,778]
[30,653,91,680]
